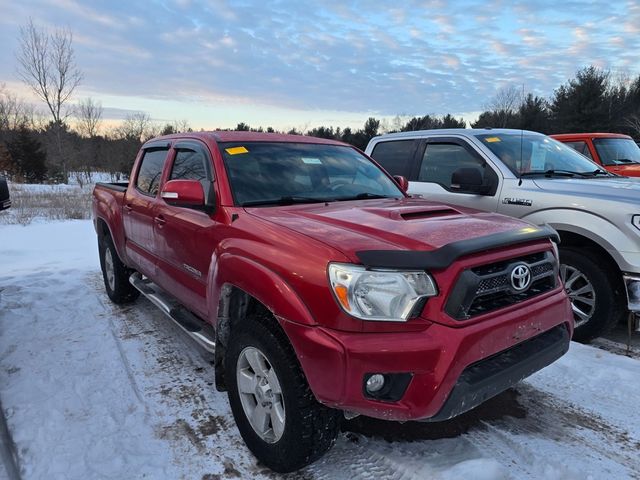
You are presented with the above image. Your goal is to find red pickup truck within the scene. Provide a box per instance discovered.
[551,133,640,176]
[92,131,572,472]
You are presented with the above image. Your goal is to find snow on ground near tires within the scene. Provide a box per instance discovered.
[1,220,639,480]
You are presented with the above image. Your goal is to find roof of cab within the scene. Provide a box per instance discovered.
[145,130,350,147]
[369,128,544,142]
[550,133,632,140]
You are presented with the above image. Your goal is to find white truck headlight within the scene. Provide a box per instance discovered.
[328,263,438,321]
[632,215,640,232]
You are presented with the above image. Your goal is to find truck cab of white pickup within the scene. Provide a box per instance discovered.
[366,128,640,342]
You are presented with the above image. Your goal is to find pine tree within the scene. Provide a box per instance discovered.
[0,142,17,178]
[8,128,47,182]
[550,66,610,132]
[519,94,550,133]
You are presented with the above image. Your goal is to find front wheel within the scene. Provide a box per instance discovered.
[559,248,623,342]
[225,315,340,473]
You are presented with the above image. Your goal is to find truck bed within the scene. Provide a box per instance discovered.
[95,182,128,192]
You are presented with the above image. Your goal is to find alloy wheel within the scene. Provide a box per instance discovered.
[236,346,286,443]
[560,263,596,328]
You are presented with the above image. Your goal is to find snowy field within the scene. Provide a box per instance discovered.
[0,174,121,226]
[1,218,640,480]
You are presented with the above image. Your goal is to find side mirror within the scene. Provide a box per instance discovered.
[393,175,409,193]
[161,179,205,208]
[450,167,491,195]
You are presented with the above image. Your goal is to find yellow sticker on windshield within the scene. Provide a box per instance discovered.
[225,146,249,155]
[485,137,501,143]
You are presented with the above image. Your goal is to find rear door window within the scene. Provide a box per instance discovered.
[369,140,418,177]
[136,148,169,195]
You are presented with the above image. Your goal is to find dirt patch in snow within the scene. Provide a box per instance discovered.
[158,418,206,454]
[196,414,230,437]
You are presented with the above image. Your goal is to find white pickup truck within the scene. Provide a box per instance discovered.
[366,128,640,342]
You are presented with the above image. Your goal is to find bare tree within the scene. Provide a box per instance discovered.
[16,19,83,181]
[624,112,640,138]
[480,85,525,128]
[0,83,35,131]
[485,85,523,114]
[16,19,82,124]
[116,112,152,141]
[173,119,191,133]
[75,97,103,137]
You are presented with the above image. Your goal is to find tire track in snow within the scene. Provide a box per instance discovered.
[93,284,148,409]
[87,271,640,480]
[462,385,640,479]
[87,272,289,480]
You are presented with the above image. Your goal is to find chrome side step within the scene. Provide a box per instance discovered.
[129,273,216,353]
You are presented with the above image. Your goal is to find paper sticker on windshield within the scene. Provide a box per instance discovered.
[225,146,248,155]
[485,137,501,143]
[302,157,322,164]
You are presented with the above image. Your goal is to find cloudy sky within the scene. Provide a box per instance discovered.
[0,0,638,131]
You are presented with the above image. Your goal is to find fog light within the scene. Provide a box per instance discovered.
[623,275,640,312]
[363,372,413,401]
[365,374,385,393]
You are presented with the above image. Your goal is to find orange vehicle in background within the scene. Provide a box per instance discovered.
[551,133,640,177]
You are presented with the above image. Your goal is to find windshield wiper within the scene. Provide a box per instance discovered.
[241,196,333,207]
[354,192,394,200]
[335,192,395,201]
[520,169,581,178]
[521,169,614,178]
[587,169,612,176]
[614,158,638,164]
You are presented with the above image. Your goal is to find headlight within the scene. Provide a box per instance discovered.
[632,215,640,232]
[328,263,438,321]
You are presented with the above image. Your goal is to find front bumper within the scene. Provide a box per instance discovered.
[283,289,572,422]
[424,324,569,422]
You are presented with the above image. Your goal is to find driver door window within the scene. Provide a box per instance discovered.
[563,141,593,160]
[170,149,210,181]
[418,143,497,193]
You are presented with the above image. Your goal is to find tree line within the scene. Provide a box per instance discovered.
[472,66,640,136]
[1,19,639,184]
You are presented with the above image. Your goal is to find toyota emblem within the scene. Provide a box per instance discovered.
[510,264,531,291]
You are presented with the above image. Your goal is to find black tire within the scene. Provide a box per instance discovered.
[225,315,341,473]
[560,247,623,343]
[98,234,139,304]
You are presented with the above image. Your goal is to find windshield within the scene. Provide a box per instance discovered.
[220,142,403,206]
[593,138,640,165]
[477,133,605,176]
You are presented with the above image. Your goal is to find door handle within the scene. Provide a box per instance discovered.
[154,215,166,226]
[124,204,133,213]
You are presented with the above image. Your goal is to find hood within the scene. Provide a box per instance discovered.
[246,198,531,262]
[606,164,640,177]
[531,176,640,204]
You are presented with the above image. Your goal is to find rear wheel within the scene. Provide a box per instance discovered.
[98,234,139,304]
[559,247,622,342]
[225,315,340,473]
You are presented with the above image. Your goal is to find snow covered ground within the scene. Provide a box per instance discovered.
[1,219,640,480]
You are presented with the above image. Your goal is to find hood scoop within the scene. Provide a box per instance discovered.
[399,208,459,221]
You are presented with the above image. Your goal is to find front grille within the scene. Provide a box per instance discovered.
[445,251,558,320]
[477,274,509,293]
